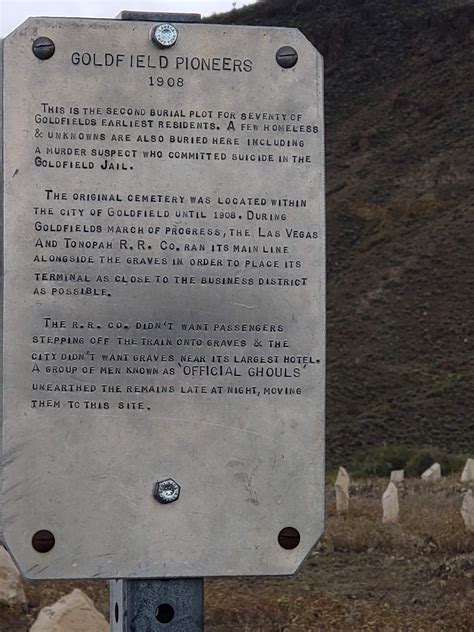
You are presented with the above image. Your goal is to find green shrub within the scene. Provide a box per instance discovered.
[350,445,416,478]
[348,445,471,479]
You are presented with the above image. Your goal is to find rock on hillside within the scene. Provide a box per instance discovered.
[0,547,26,608]
[30,589,108,632]
[209,0,474,464]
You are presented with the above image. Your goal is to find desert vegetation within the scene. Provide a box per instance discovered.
[2,471,473,630]
[1,0,472,628]
[205,475,474,630]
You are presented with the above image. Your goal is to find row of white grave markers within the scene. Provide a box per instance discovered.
[335,458,474,532]
[390,458,474,484]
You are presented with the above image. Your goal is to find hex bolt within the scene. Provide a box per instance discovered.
[32,37,55,60]
[32,530,55,553]
[276,46,298,69]
[278,527,301,550]
[153,478,181,504]
[150,24,179,49]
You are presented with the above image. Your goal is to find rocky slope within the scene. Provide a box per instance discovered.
[209,0,474,464]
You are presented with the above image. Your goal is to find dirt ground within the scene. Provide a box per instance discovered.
[1,478,473,631]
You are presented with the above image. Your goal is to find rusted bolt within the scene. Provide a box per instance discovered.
[278,527,300,550]
[151,24,178,49]
[32,37,55,60]
[32,530,55,553]
[276,46,298,69]
[153,478,180,504]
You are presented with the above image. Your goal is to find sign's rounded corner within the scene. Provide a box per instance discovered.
[294,28,324,59]
[4,17,41,42]
[0,534,29,580]
[289,527,325,576]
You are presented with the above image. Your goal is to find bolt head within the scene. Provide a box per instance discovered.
[32,37,55,60]
[278,527,301,550]
[154,478,180,504]
[32,529,55,553]
[276,46,298,69]
[151,24,178,49]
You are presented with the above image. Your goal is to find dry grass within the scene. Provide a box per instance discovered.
[323,477,474,556]
[205,477,474,630]
[1,477,473,631]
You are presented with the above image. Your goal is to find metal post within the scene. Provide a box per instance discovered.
[110,579,204,631]
[110,12,204,632]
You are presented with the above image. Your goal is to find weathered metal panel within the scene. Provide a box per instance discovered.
[2,17,325,579]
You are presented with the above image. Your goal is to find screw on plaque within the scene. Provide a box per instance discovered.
[276,46,298,68]
[153,478,181,504]
[32,37,55,60]
[32,530,55,553]
[150,23,179,49]
[278,527,301,550]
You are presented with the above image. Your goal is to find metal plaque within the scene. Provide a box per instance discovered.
[2,17,325,579]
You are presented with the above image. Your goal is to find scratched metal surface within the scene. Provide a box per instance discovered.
[2,18,325,579]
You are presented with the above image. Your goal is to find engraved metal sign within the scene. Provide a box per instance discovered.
[2,17,325,579]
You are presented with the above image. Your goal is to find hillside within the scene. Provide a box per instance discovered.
[209,0,474,465]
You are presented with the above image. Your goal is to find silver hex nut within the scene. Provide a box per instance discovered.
[150,23,178,49]
[153,478,180,504]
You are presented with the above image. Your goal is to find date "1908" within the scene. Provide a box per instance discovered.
[148,76,184,87]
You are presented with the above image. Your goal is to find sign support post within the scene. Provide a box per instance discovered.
[110,578,204,631]
[111,12,205,632]
[110,11,204,632]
